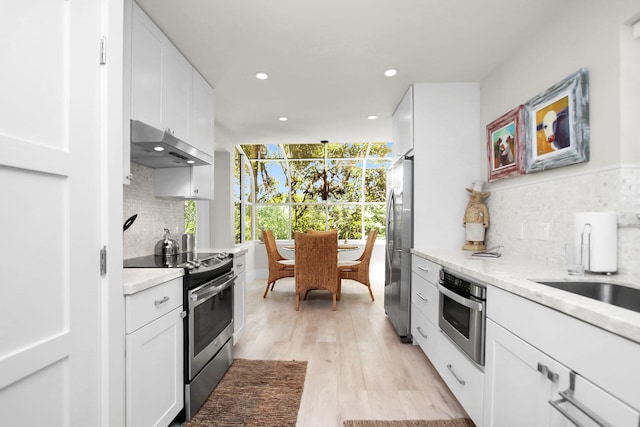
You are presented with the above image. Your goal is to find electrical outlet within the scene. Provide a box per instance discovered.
[534,222,550,241]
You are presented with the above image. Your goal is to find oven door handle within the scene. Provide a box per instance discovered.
[191,275,235,305]
[437,283,484,312]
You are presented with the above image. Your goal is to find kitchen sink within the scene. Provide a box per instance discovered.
[535,281,640,314]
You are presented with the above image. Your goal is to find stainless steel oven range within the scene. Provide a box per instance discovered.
[124,251,235,421]
[437,269,487,366]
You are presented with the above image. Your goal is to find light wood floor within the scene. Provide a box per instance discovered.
[233,273,470,427]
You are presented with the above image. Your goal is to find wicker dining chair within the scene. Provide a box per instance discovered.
[338,229,377,301]
[294,230,340,311]
[262,229,295,298]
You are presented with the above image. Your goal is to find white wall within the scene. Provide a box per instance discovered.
[412,83,481,250]
[209,150,235,247]
[480,0,640,275]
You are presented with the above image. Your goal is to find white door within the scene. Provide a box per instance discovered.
[0,1,105,425]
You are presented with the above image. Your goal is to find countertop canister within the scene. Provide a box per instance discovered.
[182,233,195,253]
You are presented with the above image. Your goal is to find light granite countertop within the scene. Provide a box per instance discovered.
[411,248,640,344]
[123,268,184,295]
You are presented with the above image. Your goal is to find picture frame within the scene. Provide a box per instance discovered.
[486,105,524,182]
[523,68,590,173]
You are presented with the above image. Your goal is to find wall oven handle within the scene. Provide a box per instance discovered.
[191,274,235,304]
[437,283,483,312]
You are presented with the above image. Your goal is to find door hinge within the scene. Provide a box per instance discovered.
[99,36,107,65]
[100,246,107,275]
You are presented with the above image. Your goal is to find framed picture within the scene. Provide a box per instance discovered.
[523,68,590,173]
[486,105,524,182]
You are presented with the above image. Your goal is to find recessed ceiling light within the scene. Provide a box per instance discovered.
[153,146,164,151]
[187,160,195,164]
[279,116,288,122]
[368,115,378,120]
[255,72,269,80]
[384,69,398,77]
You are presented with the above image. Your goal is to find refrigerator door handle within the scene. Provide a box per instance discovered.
[386,190,395,273]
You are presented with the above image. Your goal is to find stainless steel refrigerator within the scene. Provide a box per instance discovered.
[385,154,413,342]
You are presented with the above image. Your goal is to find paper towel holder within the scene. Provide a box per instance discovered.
[580,223,592,272]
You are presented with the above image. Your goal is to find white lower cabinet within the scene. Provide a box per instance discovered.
[125,277,184,427]
[484,319,570,426]
[485,286,640,427]
[233,252,246,343]
[436,332,485,425]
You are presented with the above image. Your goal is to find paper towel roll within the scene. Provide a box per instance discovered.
[574,212,617,273]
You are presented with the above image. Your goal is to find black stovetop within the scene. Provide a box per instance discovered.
[124,252,221,269]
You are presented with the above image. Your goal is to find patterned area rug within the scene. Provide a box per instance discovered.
[343,419,475,427]
[183,358,307,427]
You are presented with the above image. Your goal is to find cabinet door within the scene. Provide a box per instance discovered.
[154,166,213,200]
[190,69,215,156]
[392,86,413,159]
[191,164,213,199]
[130,2,162,129]
[126,307,184,427]
[484,319,568,427]
[161,43,191,141]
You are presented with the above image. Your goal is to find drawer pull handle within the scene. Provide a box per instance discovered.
[416,326,428,339]
[537,362,549,375]
[446,364,466,385]
[417,265,429,272]
[537,362,558,382]
[549,372,611,427]
[416,292,428,301]
[154,296,170,306]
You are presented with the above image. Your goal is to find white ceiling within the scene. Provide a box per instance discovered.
[135,0,561,151]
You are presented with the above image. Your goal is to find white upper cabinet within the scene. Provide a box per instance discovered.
[161,44,192,141]
[129,1,214,152]
[392,86,414,159]
[190,69,215,156]
[154,165,213,200]
[130,2,163,129]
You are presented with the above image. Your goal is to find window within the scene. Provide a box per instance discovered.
[234,142,392,243]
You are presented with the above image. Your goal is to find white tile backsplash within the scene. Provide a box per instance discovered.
[485,166,640,277]
[123,163,185,258]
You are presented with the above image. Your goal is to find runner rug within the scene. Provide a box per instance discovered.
[343,419,476,427]
[183,358,307,427]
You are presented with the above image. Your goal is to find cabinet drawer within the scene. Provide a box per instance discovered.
[411,271,439,324]
[437,332,484,425]
[234,254,246,274]
[411,255,440,284]
[411,305,439,364]
[126,277,183,334]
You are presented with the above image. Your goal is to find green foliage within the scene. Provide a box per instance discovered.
[236,142,392,242]
[184,200,196,234]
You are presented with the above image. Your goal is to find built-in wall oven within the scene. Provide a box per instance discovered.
[438,269,487,366]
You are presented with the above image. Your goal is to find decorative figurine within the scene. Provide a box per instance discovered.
[463,181,490,250]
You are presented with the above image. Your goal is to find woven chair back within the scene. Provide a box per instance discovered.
[262,229,283,261]
[359,229,378,265]
[294,231,339,294]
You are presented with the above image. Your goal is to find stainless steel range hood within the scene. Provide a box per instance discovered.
[130,120,213,168]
